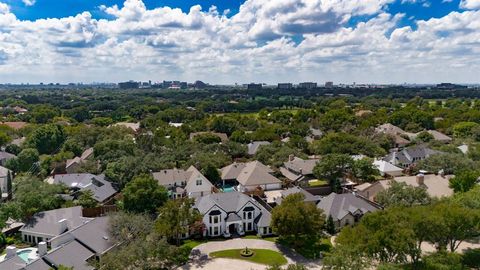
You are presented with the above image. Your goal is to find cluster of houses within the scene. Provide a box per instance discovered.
[0,122,464,269]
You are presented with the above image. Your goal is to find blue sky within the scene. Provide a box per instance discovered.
[0,0,479,84]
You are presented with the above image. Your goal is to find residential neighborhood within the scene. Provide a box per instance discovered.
[1,86,480,270]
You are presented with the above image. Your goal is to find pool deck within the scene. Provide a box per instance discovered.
[0,247,38,263]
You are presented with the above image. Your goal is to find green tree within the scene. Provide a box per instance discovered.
[352,158,380,183]
[0,131,11,147]
[326,215,336,235]
[462,248,480,269]
[122,174,168,214]
[6,148,40,172]
[209,116,238,135]
[25,124,66,154]
[453,122,479,138]
[449,170,480,193]
[271,193,325,249]
[75,190,98,208]
[376,181,431,208]
[313,154,353,192]
[30,105,60,123]
[201,164,221,185]
[416,131,434,142]
[155,198,202,246]
[417,153,476,175]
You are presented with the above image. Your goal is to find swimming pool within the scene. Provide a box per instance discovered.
[17,248,37,263]
[222,184,237,192]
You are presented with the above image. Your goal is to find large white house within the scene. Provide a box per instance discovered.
[194,192,273,238]
[152,166,214,199]
[221,161,282,192]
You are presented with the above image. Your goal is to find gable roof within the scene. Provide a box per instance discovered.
[23,258,51,270]
[427,130,452,142]
[247,141,270,155]
[0,121,28,130]
[111,122,140,132]
[67,216,114,255]
[317,193,380,221]
[283,157,319,175]
[394,174,454,198]
[44,240,95,270]
[384,145,439,165]
[53,174,116,203]
[373,160,403,173]
[0,255,25,270]
[235,161,281,187]
[375,123,406,136]
[275,187,321,205]
[0,151,16,162]
[195,192,259,214]
[20,207,91,237]
[184,166,214,193]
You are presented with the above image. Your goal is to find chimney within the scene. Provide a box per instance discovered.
[299,168,303,175]
[288,154,294,161]
[416,174,425,186]
[58,219,68,234]
[38,242,47,256]
[6,246,17,259]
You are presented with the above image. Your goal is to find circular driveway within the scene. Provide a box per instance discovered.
[178,238,322,270]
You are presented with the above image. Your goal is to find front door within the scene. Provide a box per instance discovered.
[228,224,236,235]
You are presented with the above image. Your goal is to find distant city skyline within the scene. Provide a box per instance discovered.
[0,0,479,84]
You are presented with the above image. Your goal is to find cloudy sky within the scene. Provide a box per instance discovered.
[0,0,479,84]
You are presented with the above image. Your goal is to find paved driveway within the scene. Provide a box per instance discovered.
[178,238,322,270]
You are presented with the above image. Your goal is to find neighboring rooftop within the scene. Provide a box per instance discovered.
[221,161,281,187]
[274,187,321,205]
[0,121,28,130]
[394,174,454,198]
[247,141,270,155]
[317,193,380,221]
[20,207,91,237]
[283,157,319,175]
[52,174,116,203]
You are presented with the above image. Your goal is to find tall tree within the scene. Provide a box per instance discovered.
[376,181,431,208]
[122,174,168,214]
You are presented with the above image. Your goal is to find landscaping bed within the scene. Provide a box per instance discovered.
[209,248,287,266]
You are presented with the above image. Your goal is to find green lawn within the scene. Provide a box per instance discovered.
[210,249,287,266]
[181,239,208,249]
[308,179,329,187]
[242,235,279,242]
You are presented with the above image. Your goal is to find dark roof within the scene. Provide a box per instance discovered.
[317,193,380,221]
[23,258,51,270]
[0,255,25,270]
[53,174,117,203]
[68,216,114,255]
[44,240,95,270]
[384,145,438,165]
[283,157,319,175]
[20,207,91,237]
[275,187,321,205]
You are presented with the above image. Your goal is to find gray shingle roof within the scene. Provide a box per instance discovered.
[247,141,270,155]
[384,145,438,165]
[69,216,114,255]
[44,240,95,270]
[24,258,51,270]
[20,207,91,237]
[317,193,380,221]
[283,157,319,175]
[275,187,321,205]
[0,255,25,270]
[221,161,281,186]
[0,165,11,177]
[53,174,117,203]
[0,151,15,162]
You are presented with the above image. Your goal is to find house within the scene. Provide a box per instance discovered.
[51,173,117,203]
[247,141,270,156]
[194,192,273,238]
[189,132,229,143]
[355,174,454,202]
[0,165,12,199]
[0,151,15,166]
[152,166,214,199]
[65,147,94,174]
[1,216,116,270]
[280,156,319,183]
[373,160,403,177]
[317,193,380,229]
[383,145,439,168]
[0,121,28,130]
[20,206,92,245]
[305,127,323,142]
[272,187,321,205]
[426,130,452,143]
[458,144,469,154]
[110,122,141,132]
[375,123,410,148]
[221,161,282,192]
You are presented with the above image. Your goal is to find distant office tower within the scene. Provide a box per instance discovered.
[194,80,207,89]
[298,82,317,89]
[325,81,334,88]
[118,81,140,89]
[278,83,293,89]
[247,83,263,90]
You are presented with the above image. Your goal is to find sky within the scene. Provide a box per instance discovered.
[0,0,479,84]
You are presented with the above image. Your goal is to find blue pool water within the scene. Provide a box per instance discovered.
[17,250,34,262]
[222,184,236,192]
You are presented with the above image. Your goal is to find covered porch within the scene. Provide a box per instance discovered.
[223,213,244,238]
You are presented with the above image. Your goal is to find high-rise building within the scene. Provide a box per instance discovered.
[298,82,317,89]
[247,83,263,90]
[118,81,140,89]
[325,82,334,88]
[278,83,293,89]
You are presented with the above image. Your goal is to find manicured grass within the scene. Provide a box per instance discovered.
[308,179,329,187]
[181,239,208,249]
[210,248,287,266]
[242,235,279,242]
[278,237,333,259]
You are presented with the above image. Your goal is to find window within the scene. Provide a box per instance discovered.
[196,179,202,186]
[248,212,252,219]
[213,227,219,235]
[247,223,252,231]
